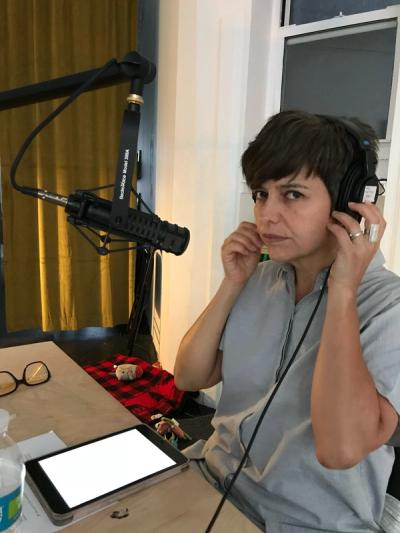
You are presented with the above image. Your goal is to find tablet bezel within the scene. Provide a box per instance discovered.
[25,423,189,520]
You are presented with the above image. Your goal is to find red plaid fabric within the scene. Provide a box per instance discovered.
[83,354,186,423]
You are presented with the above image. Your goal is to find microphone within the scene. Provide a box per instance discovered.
[36,189,190,256]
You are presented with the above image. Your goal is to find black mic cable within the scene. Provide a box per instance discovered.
[10,58,118,197]
[204,266,331,532]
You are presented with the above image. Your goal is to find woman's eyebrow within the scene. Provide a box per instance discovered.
[279,182,309,190]
[252,181,310,192]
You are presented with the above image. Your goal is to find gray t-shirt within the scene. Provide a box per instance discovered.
[185,250,400,532]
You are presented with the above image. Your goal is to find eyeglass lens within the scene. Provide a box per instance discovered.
[24,362,49,385]
[0,372,17,395]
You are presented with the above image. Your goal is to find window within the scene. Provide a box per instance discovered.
[284,0,400,25]
[281,21,397,138]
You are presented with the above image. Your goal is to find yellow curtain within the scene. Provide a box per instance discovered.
[0,0,137,331]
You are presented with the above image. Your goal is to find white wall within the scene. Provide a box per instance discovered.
[154,0,274,390]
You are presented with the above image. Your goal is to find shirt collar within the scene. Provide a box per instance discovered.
[276,248,385,292]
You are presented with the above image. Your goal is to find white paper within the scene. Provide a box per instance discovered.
[18,430,67,462]
[17,431,68,532]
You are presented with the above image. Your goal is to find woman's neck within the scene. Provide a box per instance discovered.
[294,272,322,303]
[292,251,335,303]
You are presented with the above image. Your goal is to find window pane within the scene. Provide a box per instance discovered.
[289,0,400,25]
[281,22,396,138]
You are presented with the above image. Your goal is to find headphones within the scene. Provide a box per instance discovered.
[319,115,380,222]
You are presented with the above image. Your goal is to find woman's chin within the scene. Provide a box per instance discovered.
[266,248,292,263]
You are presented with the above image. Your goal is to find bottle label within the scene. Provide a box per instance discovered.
[0,485,22,532]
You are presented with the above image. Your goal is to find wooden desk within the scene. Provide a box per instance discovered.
[1,342,259,532]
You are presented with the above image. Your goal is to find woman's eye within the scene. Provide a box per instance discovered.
[285,190,303,200]
[252,190,268,203]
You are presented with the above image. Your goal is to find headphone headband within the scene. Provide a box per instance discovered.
[333,117,377,178]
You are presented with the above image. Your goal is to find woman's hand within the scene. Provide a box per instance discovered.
[326,201,386,295]
[221,222,264,285]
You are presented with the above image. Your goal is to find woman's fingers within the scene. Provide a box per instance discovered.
[235,222,264,249]
[221,222,263,285]
[223,223,263,253]
[224,238,258,256]
[330,202,386,247]
[347,202,385,226]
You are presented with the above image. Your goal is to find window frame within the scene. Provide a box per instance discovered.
[282,0,400,26]
[277,5,400,141]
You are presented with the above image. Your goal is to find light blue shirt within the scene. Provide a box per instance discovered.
[185,250,400,532]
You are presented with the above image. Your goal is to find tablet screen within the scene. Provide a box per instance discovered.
[38,427,176,508]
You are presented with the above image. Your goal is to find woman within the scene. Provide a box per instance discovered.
[174,110,400,532]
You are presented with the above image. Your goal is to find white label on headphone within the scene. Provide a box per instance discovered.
[362,185,377,203]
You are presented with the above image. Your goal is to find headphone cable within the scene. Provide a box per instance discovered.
[204,266,331,532]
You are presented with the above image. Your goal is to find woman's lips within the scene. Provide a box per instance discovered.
[261,233,289,244]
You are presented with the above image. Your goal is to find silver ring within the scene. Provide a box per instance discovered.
[364,223,380,243]
[349,230,363,241]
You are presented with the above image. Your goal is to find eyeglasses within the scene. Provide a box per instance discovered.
[0,361,51,397]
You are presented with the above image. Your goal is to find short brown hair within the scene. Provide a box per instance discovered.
[241,110,379,206]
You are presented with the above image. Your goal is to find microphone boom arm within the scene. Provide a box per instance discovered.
[0,50,190,255]
[0,51,156,111]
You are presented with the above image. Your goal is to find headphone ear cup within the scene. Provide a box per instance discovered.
[335,163,362,221]
[335,166,380,222]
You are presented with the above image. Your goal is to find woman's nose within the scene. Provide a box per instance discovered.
[257,198,282,223]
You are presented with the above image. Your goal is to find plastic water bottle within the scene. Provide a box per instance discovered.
[0,410,25,532]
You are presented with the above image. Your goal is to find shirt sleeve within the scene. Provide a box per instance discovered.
[360,298,400,445]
